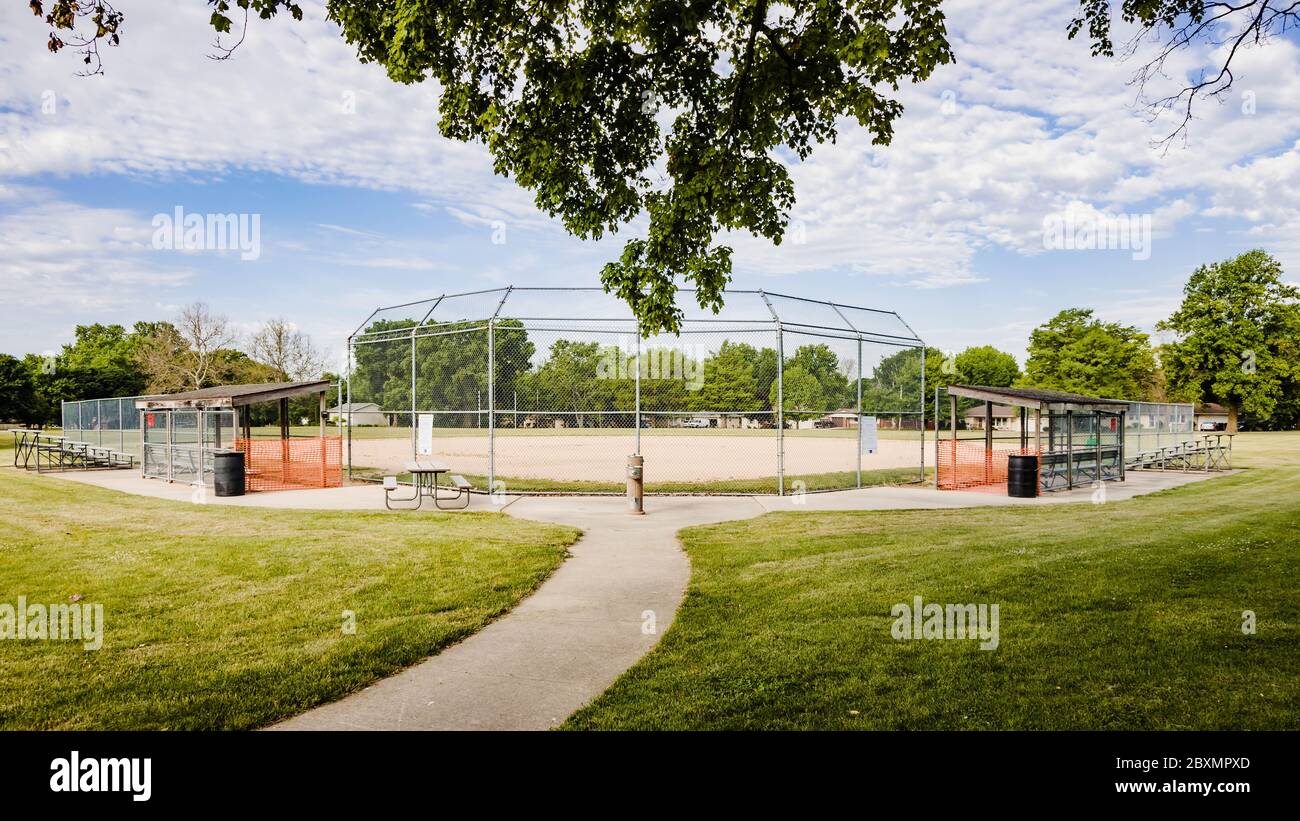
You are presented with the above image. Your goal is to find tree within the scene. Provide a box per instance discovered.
[34,2,1286,324]
[0,355,41,425]
[528,339,608,428]
[769,364,825,424]
[692,341,761,415]
[1157,250,1300,432]
[1023,309,1158,400]
[788,344,851,409]
[1068,1,1300,146]
[861,346,959,428]
[29,0,954,334]
[137,303,236,392]
[249,318,326,381]
[954,345,1020,388]
[29,323,150,423]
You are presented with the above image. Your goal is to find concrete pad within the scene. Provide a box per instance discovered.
[751,470,1225,513]
[272,494,764,730]
[40,469,518,513]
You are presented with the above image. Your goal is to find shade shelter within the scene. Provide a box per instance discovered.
[939,385,1130,492]
[134,380,341,491]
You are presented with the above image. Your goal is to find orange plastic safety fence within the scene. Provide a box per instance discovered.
[936,440,1038,490]
[236,437,342,492]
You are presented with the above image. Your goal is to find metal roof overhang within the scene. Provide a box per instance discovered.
[134,380,332,410]
[946,385,1131,413]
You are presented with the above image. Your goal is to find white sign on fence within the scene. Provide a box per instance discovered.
[860,415,878,454]
[417,413,433,456]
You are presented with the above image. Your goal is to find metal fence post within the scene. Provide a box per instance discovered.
[856,337,863,489]
[919,345,927,485]
[345,336,353,480]
[776,322,784,496]
[488,318,495,492]
[410,329,417,459]
[1066,409,1074,489]
[166,407,173,482]
[933,384,941,488]
[198,409,205,487]
[1095,410,1103,484]
[634,322,641,455]
[1119,410,1126,481]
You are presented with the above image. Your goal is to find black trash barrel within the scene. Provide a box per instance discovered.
[1007,454,1038,498]
[213,450,246,497]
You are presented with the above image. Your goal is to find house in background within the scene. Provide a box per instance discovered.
[327,402,389,426]
[817,409,859,429]
[1195,402,1230,431]
[963,404,1045,433]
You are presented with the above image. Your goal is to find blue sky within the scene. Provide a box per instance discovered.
[3,0,1299,372]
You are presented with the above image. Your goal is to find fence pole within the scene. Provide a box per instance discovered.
[1119,410,1126,481]
[1095,410,1102,484]
[1066,409,1074,489]
[856,337,863,489]
[410,329,417,459]
[198,409,205,487]
[776,323,784,496]
[346,337,353,480]
[166,407,173,482]
[488,318,495,492]
[934,385,940,488]
[634,322,641,455]
[919,345,926,485]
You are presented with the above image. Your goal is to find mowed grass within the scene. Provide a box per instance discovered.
[565,431,1300,730]
[371,466,931,495]
[0,468,579,730]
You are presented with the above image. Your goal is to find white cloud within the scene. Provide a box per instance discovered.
[2,0,1298,352]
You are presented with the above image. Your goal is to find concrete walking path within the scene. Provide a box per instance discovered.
[271,495,766,730]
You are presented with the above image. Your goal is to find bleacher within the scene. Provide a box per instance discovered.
[1125,434,1233,473]
[10,430,136,473]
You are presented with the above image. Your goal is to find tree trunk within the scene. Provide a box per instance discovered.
[1227,403,1239,434]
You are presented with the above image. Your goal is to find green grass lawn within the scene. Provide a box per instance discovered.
[0,468,579,730]
[372,466,931,495]
[564,431,1300,730]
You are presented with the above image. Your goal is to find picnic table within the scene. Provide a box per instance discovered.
[383,460,471,510]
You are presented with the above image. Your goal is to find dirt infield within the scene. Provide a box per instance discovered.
[349,432,937,483]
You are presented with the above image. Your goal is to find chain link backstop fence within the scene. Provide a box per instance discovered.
[346,287,927,495]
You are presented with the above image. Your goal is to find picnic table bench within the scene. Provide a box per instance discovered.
[383,460,471,510]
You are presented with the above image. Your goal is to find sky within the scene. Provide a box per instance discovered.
[2,0,1299,373]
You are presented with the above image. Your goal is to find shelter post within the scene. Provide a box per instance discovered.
[984,401,993,483]
[1066,409,1074,489]
[1119,410,1126,481]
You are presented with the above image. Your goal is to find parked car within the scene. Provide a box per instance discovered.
[682,418,711,428]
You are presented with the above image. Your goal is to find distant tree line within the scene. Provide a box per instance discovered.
[1,302,329,427]
[6,252,1296,434]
